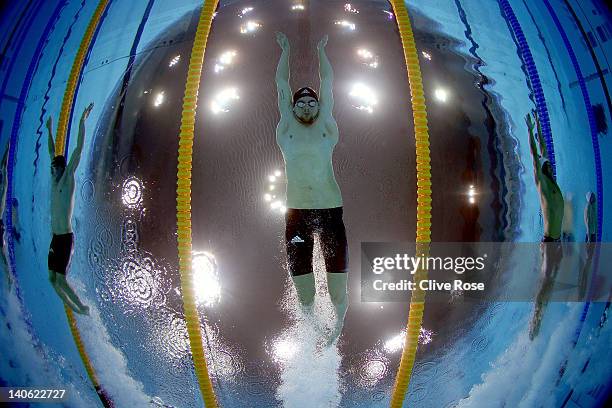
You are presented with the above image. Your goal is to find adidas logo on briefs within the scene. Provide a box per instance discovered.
[290,235,305,243]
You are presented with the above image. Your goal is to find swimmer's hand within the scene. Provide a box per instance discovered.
[525,112,535,133]
[317,35,328,51]
[81,103,94,121]
[77,305,90,316]
[529,306,542,340]
[276,32,289,51]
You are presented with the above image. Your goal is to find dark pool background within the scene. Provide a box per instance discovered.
[0,0,611,407]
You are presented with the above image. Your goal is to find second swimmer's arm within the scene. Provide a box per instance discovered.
[526,113,541,182]
[46,117,55,160]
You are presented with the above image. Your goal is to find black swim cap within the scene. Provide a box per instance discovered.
[293,87,319,105]
[51,155,66,168]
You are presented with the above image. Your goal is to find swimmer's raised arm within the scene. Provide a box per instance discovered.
[533,109,548,160]
[275,32,292,119]
[46,116,55,160]
[526,112,542,182]
[317,35,334,117]
[1,142,8,168]
[67,103,93,174]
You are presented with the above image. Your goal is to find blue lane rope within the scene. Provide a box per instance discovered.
[5,0,67,353]
[498,0,557,179]
[542,0,604,349]
[0,0,42,103]
[542,0,603,242]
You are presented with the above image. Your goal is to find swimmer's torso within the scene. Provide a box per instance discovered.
[51,174,75,234]
[276,117,342,209]
[538,176,564,238]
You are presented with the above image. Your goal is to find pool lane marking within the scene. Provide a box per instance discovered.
[52,1,113,406]
[388,1,433,406]
[498,0,558,179]
[175,1,220,407]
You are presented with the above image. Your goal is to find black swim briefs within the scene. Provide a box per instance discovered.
[285,207,348,277]
[540,236,563,277]
[48,233,74,275]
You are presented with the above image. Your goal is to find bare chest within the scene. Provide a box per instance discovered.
[277,120,337,155]
[52,177,75,200]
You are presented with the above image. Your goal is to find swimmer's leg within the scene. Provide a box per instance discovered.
[292,272,315,310]
[326,272,348,346]
[285,209,315,311]
[50,272,89,315]
[320,208,348,346]
[49,272,79,312]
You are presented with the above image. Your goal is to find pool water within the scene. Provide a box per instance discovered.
[0,0,611,407]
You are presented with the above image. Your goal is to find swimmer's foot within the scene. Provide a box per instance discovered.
[299,302,314,316]
[78,305,90,316]
[325,315,345,347]
[529,308,542,340]
[298,303,327,338]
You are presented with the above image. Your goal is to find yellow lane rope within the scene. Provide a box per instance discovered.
[389,1,433,406]
[55,1,108,156]
[54,0,109,400]
[176,1,219,407]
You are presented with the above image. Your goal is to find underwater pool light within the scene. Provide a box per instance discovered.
[168,55,180,67]
[344,4,360,13]
[434,88,449,103]
[421,51,432,61]
[240,7,254,17]
[192,251,221,307]
[335,20,356,31]
[291,4,304,11]
[240,20,261,34]
[153,91,165,107]
[468,184,476,204]
[357,48,373,59]
[384,331,406,353]
[349,83,378,113]
[211,88,240,114]
[357,49,379,69]
[214,51,238,74]
[219,50,237,65]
